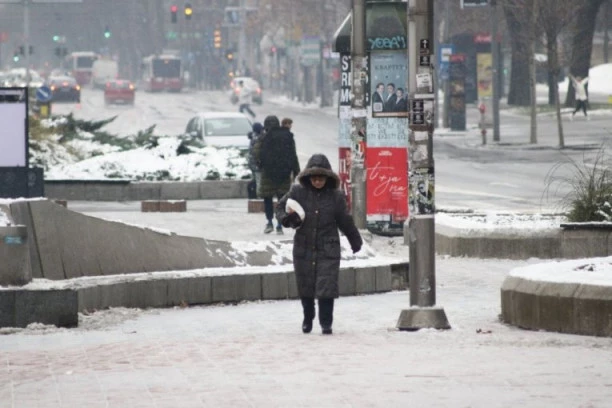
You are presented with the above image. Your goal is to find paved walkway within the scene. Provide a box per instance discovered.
[1,256,612,407]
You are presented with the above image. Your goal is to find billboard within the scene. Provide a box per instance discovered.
[0,88,28,167]
[369,52,409,117]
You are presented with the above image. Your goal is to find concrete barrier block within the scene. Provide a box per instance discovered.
[375,265,392,292]
[561,229,610,259]
[28,200,65,280]
[262,272,289,300]
[390,262,409,290]
[248,199,264,213]
[126,183,161,201]
[160,182,201,200]
[356,267,376,294]
[511,279,541,330]
[0,292,16,327]
[200,180,247,199]
[574,284,612,337]
[58,205,101,279]
[8,201,43,279]
[0,225,32,286]
[159,200,187,213]
[339,268,356,296]
[124,280,168,309]
[78,286,102,312]
[85,183,126,201]
[98,283,128,309]
[167,277,212,306]
[14,289,78,328]
[211,275,239,303]
[141,200,160,212]
[287,273,298,299]
[536,282,579,334]
[236,274,262,301]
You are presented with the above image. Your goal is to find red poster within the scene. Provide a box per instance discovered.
[338,147,352,210]
[366,147,409,222]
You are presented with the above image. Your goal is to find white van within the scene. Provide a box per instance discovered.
[91,59,118,89]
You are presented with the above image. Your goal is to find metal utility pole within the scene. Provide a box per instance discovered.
[350,0,367,229]
[491,0,500,142]
[397,0,450,331]
[529,0,538,144]
[442,0,450,128]
[238,0,246,75]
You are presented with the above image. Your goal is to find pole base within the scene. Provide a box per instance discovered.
[396,307,451,331]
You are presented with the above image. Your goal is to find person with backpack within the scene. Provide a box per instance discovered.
[254,115,301,234]
[247,122,264,199]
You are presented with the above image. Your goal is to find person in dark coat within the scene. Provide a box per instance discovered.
[276,153,363,335]
[254,115,301,234]
[247,122,264,198]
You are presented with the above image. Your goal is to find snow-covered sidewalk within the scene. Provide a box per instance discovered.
[1,256,611,407]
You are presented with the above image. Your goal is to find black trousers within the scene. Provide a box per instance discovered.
[301,297,334,327]
[573,100,588,116]
[239,103,255,117]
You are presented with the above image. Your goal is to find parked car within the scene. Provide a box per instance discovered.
[184,112,252,151]
[47,75,80,102]
[229,76,263,105]
[104,79,135,105]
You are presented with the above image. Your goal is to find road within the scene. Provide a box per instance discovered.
[51,87,612,213]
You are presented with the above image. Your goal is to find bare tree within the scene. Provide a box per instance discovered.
[538,0,583,148]
[501,0,533,106]
[565,0,608,107]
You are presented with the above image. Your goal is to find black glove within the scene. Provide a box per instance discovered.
[352,244,361,254]
[284,211,303,229]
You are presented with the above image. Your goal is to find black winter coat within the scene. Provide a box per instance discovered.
[276,154,362,299]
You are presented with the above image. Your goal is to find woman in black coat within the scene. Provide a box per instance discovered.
[276,153,362,335]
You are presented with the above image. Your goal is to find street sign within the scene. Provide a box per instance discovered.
[36,86,52,103]
[300,36,321,66]
[438,43,454,81]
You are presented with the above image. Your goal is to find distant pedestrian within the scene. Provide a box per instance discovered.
[276,153,362,335]
[238,80,256,119]
[247,122,264,199]
[281,117,293,130]
[254,115,301,234]
[569,74,589,121]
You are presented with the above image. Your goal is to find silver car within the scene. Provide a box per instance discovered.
[184,112,252,150]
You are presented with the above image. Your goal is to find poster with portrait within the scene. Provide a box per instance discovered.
[409,169,435,218]
[477,53,493,99]
[369,52,409,118]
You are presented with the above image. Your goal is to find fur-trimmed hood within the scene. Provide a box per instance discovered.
[297,154,341,190]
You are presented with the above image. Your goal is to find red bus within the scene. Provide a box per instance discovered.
[65,51,99,86]
[140,53,183,92]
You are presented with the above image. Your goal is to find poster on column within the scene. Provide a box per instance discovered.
[365,117,409,234]
[409,169,435,218]
[338,108,352,209]
[369,52,409,117]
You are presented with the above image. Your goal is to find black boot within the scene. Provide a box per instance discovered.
[318,298,334,335]
[301,297,315,334]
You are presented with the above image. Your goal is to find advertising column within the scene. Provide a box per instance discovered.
[365,1,410,236]
[338,53,353,209]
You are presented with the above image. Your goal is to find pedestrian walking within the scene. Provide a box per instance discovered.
[276,153,363,335]
[569,74,590,121]
[254,115,300,234]
[238,80,256,119]
[247,122,264,199]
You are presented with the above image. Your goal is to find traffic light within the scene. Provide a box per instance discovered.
[104,25,111,39]
[213,29,222,49]
[226,51,233,61]
[52,35,60,42]
[170,5,178,23]
[184,3,192,20]
[13,52,19,62]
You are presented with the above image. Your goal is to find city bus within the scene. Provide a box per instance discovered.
[65,51,99,86]
[140,53,183,92]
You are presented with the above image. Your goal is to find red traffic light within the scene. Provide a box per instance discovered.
[170,5,178,12]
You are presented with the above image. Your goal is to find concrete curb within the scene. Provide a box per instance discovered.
[1,262,407,328]
[44,180,250,201]
[501,276,612,337]
[433,223,612,259]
